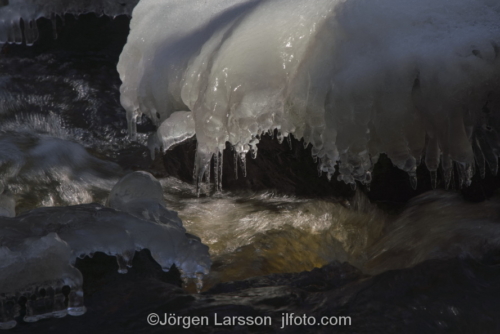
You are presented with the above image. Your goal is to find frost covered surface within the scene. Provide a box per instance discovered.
[0,0,139,44]
[119,0,500,189]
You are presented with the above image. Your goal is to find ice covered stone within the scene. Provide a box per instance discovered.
[118,0,500,189]
[1,202,210,277]
[0,233,84,329]
[0,178,211,328]
[107,171,211,280]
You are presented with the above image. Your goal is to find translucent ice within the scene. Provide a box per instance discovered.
[118,0,500,188]
[147,111,195,160]
[0,173,211,328]
[0,0,139,45]
[107,171,211,279]
[0,233,84,329]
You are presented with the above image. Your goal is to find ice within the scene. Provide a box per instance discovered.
[108,171,183,227]
[0,0,139,45]
[118,0,500,188]
[0,172,211,328]
[0,233,84,328]
[107,171,211,279]
[147,111,195,160]
[1,201,211,278]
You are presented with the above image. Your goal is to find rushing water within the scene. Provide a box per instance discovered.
[2,14,500,334]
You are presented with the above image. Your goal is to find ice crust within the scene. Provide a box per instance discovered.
[0,0,139,45]
[107,171,212,281]
[0,233,84,329]
[0,172,211,328]
[118,0,500,189]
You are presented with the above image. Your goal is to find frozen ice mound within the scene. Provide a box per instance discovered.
[0,0,139,45]
[107,171,211,281]
[118,0,500,190]
[0,233,84,329]
[0,172,211,329]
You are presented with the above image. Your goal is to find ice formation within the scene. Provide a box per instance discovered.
[107,172,211,281]
[147,111,195,160]
[0,172,211,329]
[118,0,500,190]
[0,0,139,45]
[0,233,84,329]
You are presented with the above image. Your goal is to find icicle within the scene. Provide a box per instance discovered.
[239,152,247,178]
[24,20,39,46]
[443,168,453,190]
[213,152,218,193]
[277,130,284,144]
[430,170,437,189]
[455,162,473,189]
[178,269,189,289]
[472,138,486,179]
[365,171,372,184]
[409,173,417,190]
[465,163,473,187]
[217,150,223,192]
[204,160,210,185]
[192,150,198,182]
[195,273,204,294]
[11,19,23,44]
[0,296,17,330]
[287,135,292,150]
[251,148,257,159]
[248,136,259,160]
[67,288,86,316]
[233,149,238,180]
[126,109,139,141]
[53,288,67,318]
[317,158,323,177]
[116,254,131,274]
